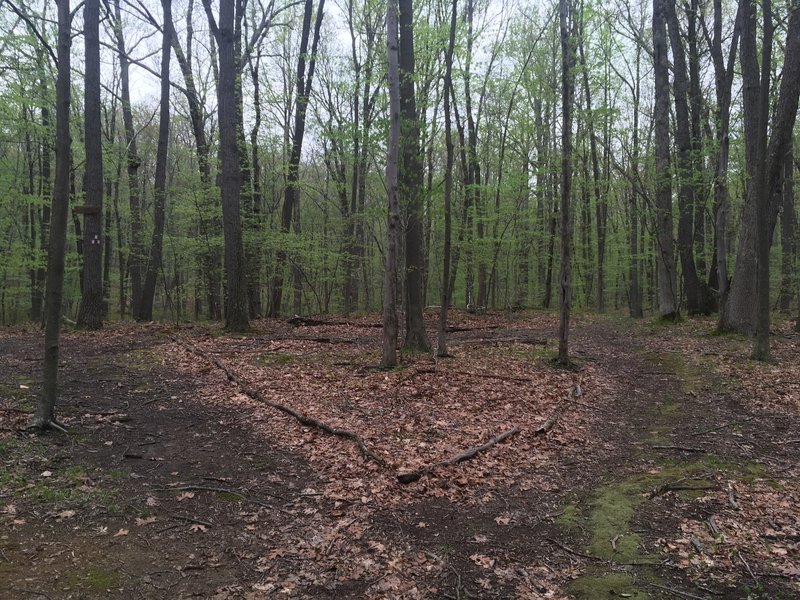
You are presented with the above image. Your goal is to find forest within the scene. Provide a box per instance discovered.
[1,0,799,598]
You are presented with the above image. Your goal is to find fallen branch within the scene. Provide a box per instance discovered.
[397,427,520,484]
[171,336,386,467]
[645,583,709,600]
[287,315,381,328]
[457,336,547,346]
[649,475,717,498]
[545,538,656,566]
[691,416,756,437]
[652,445,706,453]
[534,409,563,436]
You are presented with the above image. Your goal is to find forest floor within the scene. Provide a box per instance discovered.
[1,310,799,600]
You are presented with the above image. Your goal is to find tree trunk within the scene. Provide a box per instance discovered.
[398,0,429,353]
[215,0,249,331]
[778,148,795,312]
[438,0,457,357]
[76,0,104,330]
[665,0,702,315]
[269,0,325,317]
[382,0,401,369]
[36,0,71,430]
[139,0,173,322]
[557,0,574,365]
[113,0,144,319]
[653,0,678,319]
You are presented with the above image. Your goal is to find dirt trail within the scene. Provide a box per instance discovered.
[1,316,798,599]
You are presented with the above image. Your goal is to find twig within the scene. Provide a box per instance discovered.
[155,485,277,507]
[691,416,756,437]
[777,438,800,445]
[171,514,214,528]
[397,427,520,484]
[738,552,758,585]
[652,445,706,453]
[646,583,709,600]
[171,336,386,467]
[449,564,463,600]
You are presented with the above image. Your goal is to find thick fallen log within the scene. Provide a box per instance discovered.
[397,426,520,484]
[171,336,386,467]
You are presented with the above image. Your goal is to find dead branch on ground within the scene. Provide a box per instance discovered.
[397,426,520,484]
[171,336,386,467]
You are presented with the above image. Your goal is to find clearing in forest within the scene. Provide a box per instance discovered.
[1,311,799,599]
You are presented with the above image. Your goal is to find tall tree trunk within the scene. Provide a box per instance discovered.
[708,0,740,306]
[269,0,325,317]
[171,2,222,320]
[577,9,606,312]
[211,0,249,330]
[399,0,429,352]
[557,0,574,365]
[36,0,71,430]
[665,0,702,315]
[382,0,401,369]
[113,0,144,319]
[653,0,678,319]
[438,0,457,357]
[76,0,104,329]
[778,148,795,312]
[139,0,173,321]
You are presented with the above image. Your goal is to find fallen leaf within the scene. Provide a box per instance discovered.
[136,516,157,526]
[494,515,511,525]
[470,554,496,569]
[146,496,158,507]
[113,528,129,537]
[190,523,207,533]
[177,491,195,502]
[57,510,76,520]
[41,470,52,478]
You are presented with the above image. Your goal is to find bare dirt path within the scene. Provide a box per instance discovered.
[1,314,798,599]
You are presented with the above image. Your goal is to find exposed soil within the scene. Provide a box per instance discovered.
[1,312,798,599]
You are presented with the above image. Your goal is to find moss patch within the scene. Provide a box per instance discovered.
[568,570,648,599]
[67,568,119,591]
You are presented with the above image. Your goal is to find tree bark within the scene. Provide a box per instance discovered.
[213,0,249,331]
[653,0,678,319]
[76,0,104,330]
[398,0,429,353]
[557,0,574,365]
[36,0,71,430]
[113,0,144,320]
[269,0,325,318]
[139,0,173,322]
[382,0,401,369]
[437,0,457,358]
[778,148,795,312]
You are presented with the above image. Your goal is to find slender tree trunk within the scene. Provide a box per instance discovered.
[778,148,795,312]
[36,0,71,430]
[113,0,144,319]
[76,0,104,329]
[557,0,574,365]
[438,0,457,358]
[139,0,173,321]
[382,0,401,369]
[269,0,325,317]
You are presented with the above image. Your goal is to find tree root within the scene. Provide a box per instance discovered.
[171,336,386,467]
[397,426,520,484]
